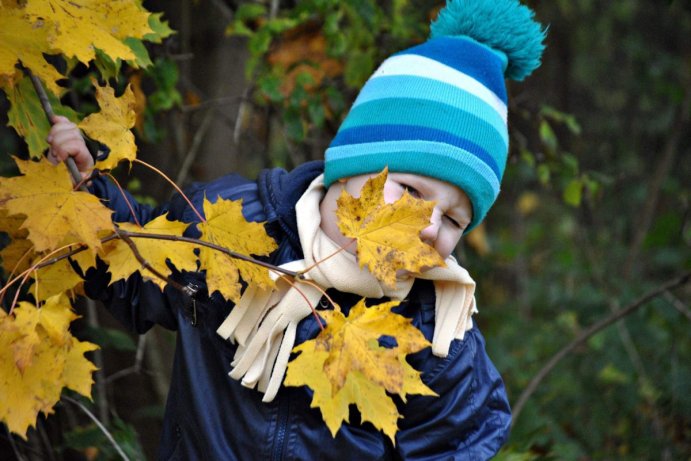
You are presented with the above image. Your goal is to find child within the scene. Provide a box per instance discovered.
[48,0,545,458]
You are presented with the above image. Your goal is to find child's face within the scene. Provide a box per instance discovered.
[320,172,472,262]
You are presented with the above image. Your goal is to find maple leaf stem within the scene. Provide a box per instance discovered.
[280,276,325,331]
[105,172,142,227]
[132,159,206,223]
[20,65,87,192]
[1,243,78,314]
[119,230,301,278]
[300,239,356,276]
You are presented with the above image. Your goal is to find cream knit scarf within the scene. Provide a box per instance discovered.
[216,175,477,402]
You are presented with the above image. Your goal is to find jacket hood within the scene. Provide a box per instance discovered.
[257,160,324,254]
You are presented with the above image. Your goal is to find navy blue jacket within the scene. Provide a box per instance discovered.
[86,161,511,460]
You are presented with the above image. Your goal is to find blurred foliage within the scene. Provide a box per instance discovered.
[1,0,689,459]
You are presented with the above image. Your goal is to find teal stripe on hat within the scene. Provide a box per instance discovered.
[352,75,508,146]
[339,98,508,164]
[324,140,499,231]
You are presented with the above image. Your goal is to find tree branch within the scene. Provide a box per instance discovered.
[63,396,130,461]
[21,65,87,192]
[511,271,691,425]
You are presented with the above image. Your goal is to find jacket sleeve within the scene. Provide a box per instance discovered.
[82,174,261,333]
[82,176,184,332]
[394,324,512,460]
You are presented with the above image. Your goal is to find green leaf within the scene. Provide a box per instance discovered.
[94,49,121,82]
[537,164,551,185]
[6,76,79,159]
[235,3,267,22]
[123,38,153,68]
[249,28,273,56]
[520,149,535,167]
[563,178,583,207]
[344,49,374,87]
[307,97,326,128]
[598,363,629,385]
[145,12,175,43]
[82,326,137,351]
[539,120,558,153]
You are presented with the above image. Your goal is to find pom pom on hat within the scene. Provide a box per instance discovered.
[430,0,547,81]
[324,0,546,232]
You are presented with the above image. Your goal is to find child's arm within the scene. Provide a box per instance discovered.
[46,115,94,176]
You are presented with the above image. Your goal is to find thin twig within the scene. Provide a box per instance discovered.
[133,158,206,223]
[86,298,109,426]
[6,428,28,461]
[511,271,691,425]
[63,396,131,461]
[119,230,301,278]
[281,276,325,331]
[106,172,142,227]
[114,229,187,292]
[664,291,691,321]
[176,108,214,185]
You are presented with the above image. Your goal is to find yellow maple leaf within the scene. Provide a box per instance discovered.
[79,81,137,170]
[0,9,64,94]
[102,214,197,289]
[197,197,277,303]
[29,249,95,302]
[25,0,153,65]
[0,210,35,275]
[284,299,436,442]
[336,169,446,287]
[0,295,98,439]
[0,157,114,253]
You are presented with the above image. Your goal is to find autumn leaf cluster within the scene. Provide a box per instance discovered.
[0,1,448,443]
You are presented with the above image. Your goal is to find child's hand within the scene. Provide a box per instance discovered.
[46,115,94,175]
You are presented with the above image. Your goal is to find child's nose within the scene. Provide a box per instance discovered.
[420,208,442,244]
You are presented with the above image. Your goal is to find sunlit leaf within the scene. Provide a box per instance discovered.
[197,197,277,303]
[80,82,137,170]
[102,214,196,290]
[25,0,153,65]
[285,299,436,442]
[336,168,445,287]
[0,295,98,439]
[0,158,114,253]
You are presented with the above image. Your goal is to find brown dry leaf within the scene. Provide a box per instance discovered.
[336,169,446,287]
[197,197,277,303]
[25,0,153,65]
[0,294,98,439]
[80,82,137,170]
[102,214,197,290]
[268,26,343,96]
[0,157,114,254]
[284,299,436,442]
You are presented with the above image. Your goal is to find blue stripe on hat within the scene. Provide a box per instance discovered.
[337,98,508,169]
[329,124,501,180]
[351,75,508,146]
[397,36,508,103]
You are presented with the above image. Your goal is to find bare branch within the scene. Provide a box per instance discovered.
[21,65,87,191]
[63,396,130,461]
[511,271,691,425]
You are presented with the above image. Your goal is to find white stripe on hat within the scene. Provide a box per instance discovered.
[369,54,507,123]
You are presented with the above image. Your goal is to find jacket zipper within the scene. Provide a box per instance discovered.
[272,396,291,461]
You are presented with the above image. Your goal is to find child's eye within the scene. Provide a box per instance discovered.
[443,214,462,228]
[401,184,420,198]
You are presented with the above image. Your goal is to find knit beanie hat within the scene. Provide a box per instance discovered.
[323,0,546,232]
